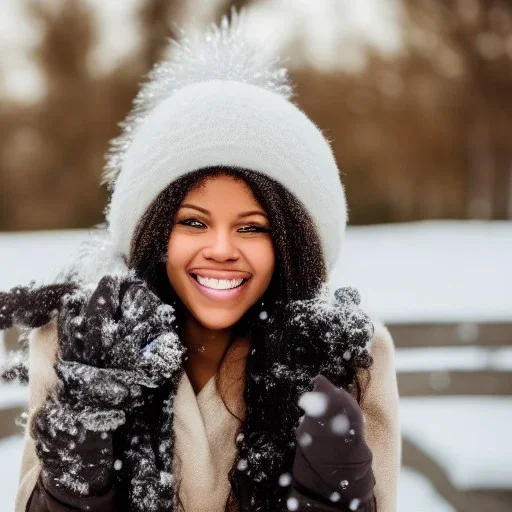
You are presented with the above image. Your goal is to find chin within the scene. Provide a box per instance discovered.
[192,309,246,331]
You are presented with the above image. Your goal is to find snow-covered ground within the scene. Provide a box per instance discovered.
[1,221,511,510]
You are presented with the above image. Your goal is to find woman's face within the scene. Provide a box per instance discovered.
[166,174,275,330]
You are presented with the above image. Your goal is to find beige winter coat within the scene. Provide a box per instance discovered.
[15,318,401,512]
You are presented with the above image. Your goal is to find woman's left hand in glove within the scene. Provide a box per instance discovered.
[289,374,375,512]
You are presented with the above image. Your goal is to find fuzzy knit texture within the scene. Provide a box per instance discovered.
[172,371,242,511]
[15,316,400,512]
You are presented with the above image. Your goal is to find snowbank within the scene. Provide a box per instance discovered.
[331,220,512,323]
[2,221,510,322]
[400,396,512,489]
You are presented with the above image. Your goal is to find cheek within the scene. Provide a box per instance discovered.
[249,239,275,282]
[166,233,190,282]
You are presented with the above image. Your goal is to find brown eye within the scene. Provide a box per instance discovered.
[238,225,270,233]
[179,218,206,228]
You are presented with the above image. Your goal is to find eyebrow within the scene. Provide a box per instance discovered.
[179,203,268,218]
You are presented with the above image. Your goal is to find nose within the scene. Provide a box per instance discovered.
[202,229,240,262]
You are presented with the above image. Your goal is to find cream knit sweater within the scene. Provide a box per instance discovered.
[15,319,400,512]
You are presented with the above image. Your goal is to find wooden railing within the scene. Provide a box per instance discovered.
[389,322,512,512]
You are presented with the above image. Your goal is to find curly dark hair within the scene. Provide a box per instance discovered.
[129,166,374,511]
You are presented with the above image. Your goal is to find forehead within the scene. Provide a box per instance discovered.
[182,174,263,209]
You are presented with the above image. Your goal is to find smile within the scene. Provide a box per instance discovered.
[189,273,250,300]
[194,275,247,290]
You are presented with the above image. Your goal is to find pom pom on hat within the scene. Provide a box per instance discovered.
[104,8,347,272]
[102,10,294,188]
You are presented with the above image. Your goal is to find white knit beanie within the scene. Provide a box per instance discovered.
[102,11,347,273]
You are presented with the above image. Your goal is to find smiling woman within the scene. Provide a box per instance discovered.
[5,9,400,512]
[166,174,275,395]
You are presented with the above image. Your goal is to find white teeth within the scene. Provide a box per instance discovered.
[195,275,245,290]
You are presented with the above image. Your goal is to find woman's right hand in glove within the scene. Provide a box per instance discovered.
[54,273,183,414]
[12,273,185,507]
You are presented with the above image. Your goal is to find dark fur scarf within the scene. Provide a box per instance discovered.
[231,286,374,512]
[109,286,374,511]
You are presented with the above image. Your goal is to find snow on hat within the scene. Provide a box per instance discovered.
[103,10,347,273]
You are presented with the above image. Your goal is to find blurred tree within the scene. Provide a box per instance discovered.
[0,0,101,231]
[140,0,180,67]
[1,0,510,229]
[292,63,467,224]
[402,0,512,219]
[0,0,180,231]
[289,0,512,223]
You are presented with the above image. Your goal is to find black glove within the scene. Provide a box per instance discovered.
[21,273,184,500]
[289,374,375,512]
[275,286,374,390]
[54,274,183,408]
[30,396,119,501]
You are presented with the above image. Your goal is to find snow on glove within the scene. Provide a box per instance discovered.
[30,273,184,501]
[0,282,77,382]
[29,395,119,499]
[276,286,374,389]
[54,273,185,411]
[289,374,375,512]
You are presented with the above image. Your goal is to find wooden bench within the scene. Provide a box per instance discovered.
[390,322,512,511]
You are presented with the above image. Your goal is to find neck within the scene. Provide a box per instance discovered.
[180,312,235,394]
